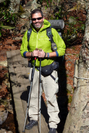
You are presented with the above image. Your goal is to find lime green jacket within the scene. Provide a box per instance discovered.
[20,19,66,67]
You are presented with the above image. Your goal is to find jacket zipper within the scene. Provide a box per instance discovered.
[36,32,38,48]
[36,32,38,66]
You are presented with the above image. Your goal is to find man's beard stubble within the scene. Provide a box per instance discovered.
[33,21,43,30]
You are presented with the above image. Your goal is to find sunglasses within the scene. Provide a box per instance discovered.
[32,17,43,21]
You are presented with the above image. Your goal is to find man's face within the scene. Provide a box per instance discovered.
[31,12,44,30]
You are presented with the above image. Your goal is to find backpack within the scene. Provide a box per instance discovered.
[27,27,64,67]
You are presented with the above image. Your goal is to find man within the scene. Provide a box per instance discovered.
[20,9,66,133]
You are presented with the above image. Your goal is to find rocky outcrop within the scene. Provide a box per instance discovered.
[80,2,89,69]
[63,1,89,133]
[63,56,89,133]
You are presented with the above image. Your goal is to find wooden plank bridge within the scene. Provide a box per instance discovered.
[7,50,52,133]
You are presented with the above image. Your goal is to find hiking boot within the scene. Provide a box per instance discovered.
[25,120,38,130]
[48,128,56,133]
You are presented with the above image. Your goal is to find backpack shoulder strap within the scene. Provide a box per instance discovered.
[46,27,54,43]
[27,28,32,42]
[27,28,32,50]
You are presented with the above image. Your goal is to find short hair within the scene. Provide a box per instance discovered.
[31,9,43,18]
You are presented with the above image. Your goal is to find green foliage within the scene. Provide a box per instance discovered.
[19,5,25,13]
[0,0,17,37]
[46,0,52,6]
[55,9,62,19]
[63,16,85,46]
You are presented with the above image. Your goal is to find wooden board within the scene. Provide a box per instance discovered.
[7,50,49,133]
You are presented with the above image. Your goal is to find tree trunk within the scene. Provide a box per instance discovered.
[63,1,89,133]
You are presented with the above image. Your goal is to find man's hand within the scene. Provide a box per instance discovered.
[38,49,45,58]
[31,49,46,58]
[32,48,39,57]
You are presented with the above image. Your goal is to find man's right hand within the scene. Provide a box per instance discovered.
[32,48,39,57]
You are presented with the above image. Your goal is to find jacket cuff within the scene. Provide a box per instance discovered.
[55,51,59,57]
[23,51,27,58]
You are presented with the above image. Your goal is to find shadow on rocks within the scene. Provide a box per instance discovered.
[57,60,68,133]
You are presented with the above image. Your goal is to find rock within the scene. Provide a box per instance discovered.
[67,84,73,93]
[9,0,20,13]
[68,17,77,25]
[7,100,14,114]
[0,0,5,3]
[0,129,6,133]
[20,20,30,34]
[0,60,7,67]
[0,109,8,125]
[0,129,13,133]
[21,0,41,19]
[8,131,13,133]
[20,12,29,19]
[14,37,22,41]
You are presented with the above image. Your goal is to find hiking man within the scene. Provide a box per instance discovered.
[20,8,66,133]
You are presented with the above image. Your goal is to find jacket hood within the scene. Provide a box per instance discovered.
[30,19,51,31]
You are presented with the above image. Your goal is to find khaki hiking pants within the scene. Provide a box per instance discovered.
[28,68,60,128]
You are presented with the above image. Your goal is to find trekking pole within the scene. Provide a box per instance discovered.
[38,58,42,133]
[22,57,36,132]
